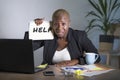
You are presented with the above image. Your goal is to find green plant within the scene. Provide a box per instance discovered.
[85,0,120,35]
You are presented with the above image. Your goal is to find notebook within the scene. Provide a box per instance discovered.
[0,39,46,73]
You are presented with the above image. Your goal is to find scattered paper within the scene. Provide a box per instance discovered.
[61,65,85,73]
[81,64,114,77]
[82,69,114,77]
[82,64,104,70]
[61,64,114,77]
[29,20,54,40]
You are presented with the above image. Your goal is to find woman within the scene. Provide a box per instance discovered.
[25,9,100,67]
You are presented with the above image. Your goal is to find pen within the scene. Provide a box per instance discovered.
[65,67,84,70]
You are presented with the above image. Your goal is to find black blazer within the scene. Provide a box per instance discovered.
[24,28,100,65]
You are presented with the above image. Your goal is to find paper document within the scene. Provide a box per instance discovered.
[82,64,103,70]
[61,65,85,74]
[29,20,54,40]
[61,64,114,77]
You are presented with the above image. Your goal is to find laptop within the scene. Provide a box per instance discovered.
[0,39,46,73]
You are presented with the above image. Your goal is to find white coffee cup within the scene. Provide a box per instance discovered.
[85,53,99,65]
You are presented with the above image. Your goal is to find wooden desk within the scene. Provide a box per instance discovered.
[0,65,120,80]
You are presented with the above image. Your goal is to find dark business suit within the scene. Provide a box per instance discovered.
[24,28,100,65]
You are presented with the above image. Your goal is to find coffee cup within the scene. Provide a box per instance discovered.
[85,53,99,65]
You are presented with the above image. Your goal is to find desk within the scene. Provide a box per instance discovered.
[0,65,120,80]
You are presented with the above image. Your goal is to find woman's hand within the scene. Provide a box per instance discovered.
[55,59,79,67]
[34,18,44,26]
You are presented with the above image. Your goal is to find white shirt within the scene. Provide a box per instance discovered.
[52,48,71,63]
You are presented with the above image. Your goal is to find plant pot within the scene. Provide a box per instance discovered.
[99,35,114,51]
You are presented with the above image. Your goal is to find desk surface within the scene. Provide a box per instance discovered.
[0,65,120,80]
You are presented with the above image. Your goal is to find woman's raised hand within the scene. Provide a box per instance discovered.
[34,18,44,26]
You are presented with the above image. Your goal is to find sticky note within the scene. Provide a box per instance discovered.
[92,67,103,70]
[37,64,48,69]
[75,70,84,75]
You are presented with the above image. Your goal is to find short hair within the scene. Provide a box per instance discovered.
[52,9,70,21]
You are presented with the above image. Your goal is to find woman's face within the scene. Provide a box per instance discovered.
[52,15,70,39]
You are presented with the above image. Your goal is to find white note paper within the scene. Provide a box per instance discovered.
[29,20,54,40]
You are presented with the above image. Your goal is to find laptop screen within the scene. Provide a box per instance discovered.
[0,39,36,73]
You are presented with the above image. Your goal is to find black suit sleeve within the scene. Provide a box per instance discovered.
[74,30,101,64]
[80,31,101,63]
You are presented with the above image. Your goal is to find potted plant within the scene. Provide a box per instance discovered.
[85,0,120,51]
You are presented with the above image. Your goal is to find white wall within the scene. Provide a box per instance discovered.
[0,0,88,37]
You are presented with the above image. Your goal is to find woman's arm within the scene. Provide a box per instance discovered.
[55,59,79,67]
[79,31,101,63]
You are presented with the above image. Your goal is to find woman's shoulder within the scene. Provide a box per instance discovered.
[69,28,86,35]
